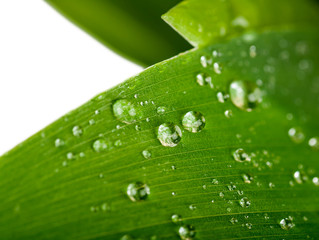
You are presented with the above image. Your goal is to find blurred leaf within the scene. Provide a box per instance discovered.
[1,29,319,239]
[45,0,191,66]
[162,0,319,47]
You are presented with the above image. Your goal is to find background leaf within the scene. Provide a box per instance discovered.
[45,0,191,66]
[0,29,319,239]
[162,0,319,47]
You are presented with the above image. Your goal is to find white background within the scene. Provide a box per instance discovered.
[0,0,142,155]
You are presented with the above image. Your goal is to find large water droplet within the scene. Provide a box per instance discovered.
[157,123,182,147]
[113,99,141,124]
[233,148,251,162]
[127,182,150,202]
[279,216,295,230]
[72,126,83,137]
[288,127,305,144]
[178,225,196,240]
[229,80,262,111]
[239,197,251,208]
[92,139,108,152]
[182,111,206,133]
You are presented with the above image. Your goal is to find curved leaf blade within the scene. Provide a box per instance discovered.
[45,0,191,66]
[0,29,319,239]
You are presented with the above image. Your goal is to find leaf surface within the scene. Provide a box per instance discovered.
[0,29,319,239]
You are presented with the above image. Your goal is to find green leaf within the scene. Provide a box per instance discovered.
[162,0,319,47]
[1,29,319,239]
[45,0,191,66]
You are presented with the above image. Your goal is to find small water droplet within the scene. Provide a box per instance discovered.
[249,45,257,58]
[72,126,83,137]
[66,152,74,160]
[127,182,150,202]
[229,217,239,225]
[189,204,196,211]
[245,223,253,229]
[264,213,270,220]
[62,160,68,167]
[55,138,65,147]
[113,99,142,124]
[200,55,212,68]
[182,111,206,133]
[92,139,109,152]
[135,125,141,131]
[232,16,250,28]
[95,110,100,115]
[120,235,133,240]
[312,177,319,186]
[279,216,295,230]
[288,127,305,144]
[196,73,213,88]
[157,123,182,147]
[79,152,85,158]
[212,179,219,185]
[242,174,253,184]
[308,137,319,150]
[213,62,222,74]
[178,225,196,240]
[157,106,167,114]
[219,192,225,198]
[229,80,262,111]
[114,140,122,147]
[171,214,182,224]
[89,119,95,125]
[269,182,275,188]
[233,148,251,162]
[142,150,151,159]
[293,170,308,184]
[101,203,110,212]
[239,197,251,208]
[224,110,233,118]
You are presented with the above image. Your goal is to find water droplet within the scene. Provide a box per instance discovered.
[135,125,141,131]
[200,55,212,68]
[219,192,225,198]
[126,182,150,202]
[312,177,319,186]
[249,45,257,58]
[229,80,262,111]
[114,140,122,147]
[182,111,206,133]
[308,137,319,150]
[245,223,253,229]
[224,110,233,118]
[113,99,141,124]
[79,152,85,158]
[66,152,74,160]
[120,235,134,240]
[264,213,270,220]
[72,126,83,137]
[212,179,219,185]
[232,16,250,28]
[55,138,65,147]
[89,119,95,125]
[239,197,251,208]
[288,127,305,144]
[293,170,308,184]
[157,106,167,114]
[171,214,182,224]
[178,225,196,240]
[101,203,110,212]
[213,62,222,74]
[230,217,238,224]
[92,139,108,152]
[142,150,151,159]
[189,204,196,211]
[196,73,213,88]
[62,160,68,167]
[279,216,295,230]
[233,148,251,162]
[269,182,275,188]
[94,110,100,115]
[242,174,253,184]
[157,123,182,147]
